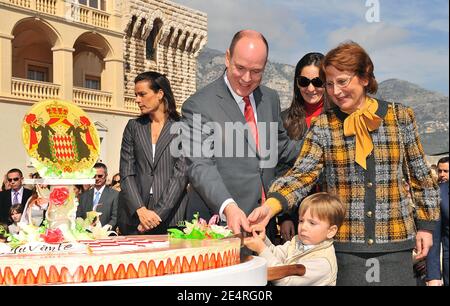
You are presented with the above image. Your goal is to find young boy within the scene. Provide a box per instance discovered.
[244,192,346,286]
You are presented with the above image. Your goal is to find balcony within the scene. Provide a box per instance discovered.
[8,0,57,14]
[3,0,112,30]
[73,86,112,109]
[124,94,139,113]
[70,3,110,29]
[11,77,60,100]
[7,78,141,115]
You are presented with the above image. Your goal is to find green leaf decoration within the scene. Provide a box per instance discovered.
[167,228,185,239]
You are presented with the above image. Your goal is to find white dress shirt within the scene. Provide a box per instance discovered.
[10,187,24,204]
[93,185,106,210]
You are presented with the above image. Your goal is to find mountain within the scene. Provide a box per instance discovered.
[196,48,449,155]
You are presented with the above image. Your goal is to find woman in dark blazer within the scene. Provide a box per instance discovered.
[119,71,188,235]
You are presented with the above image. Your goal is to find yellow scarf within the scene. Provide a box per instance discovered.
[343,97,382,170]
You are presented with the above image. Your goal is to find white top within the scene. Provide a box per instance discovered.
[20,196,49,226]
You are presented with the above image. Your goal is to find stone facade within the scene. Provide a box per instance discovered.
[0,0,207,176]
[122,0,207,109]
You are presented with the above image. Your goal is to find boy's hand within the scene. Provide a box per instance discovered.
[250,224,266,241]
[244,232,266,254]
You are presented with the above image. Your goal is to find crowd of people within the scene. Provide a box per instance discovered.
[0,29,448,286]
[0,165,121,236]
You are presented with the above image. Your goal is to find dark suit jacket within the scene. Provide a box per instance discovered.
[426,181,449,285]
[119,117,188,235]
[181,75,301,221]
[0,188,32,224]
[76,186,119,229]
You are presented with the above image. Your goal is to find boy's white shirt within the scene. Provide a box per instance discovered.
[259,236,336,286]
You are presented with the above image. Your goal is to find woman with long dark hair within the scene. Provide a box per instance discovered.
[119,71,188,235]
[277,53,331,243]
[283,52,331,141]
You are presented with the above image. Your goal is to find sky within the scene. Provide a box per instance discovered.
[174,0,449,95]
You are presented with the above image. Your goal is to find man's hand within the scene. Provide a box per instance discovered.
[136,207,162,231]
[224,202,251,234]
[247,205,272,228]
[414,230,433,260]
[280,220,295,242]
[426,279,443,286]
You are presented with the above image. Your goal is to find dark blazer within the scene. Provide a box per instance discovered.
[76,186,119,229]
[0,188,32,224]
[426,181,449,285]
[119,117,188,235]
[181,75,300,222]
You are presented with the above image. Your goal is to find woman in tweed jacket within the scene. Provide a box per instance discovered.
[249,42,440,285]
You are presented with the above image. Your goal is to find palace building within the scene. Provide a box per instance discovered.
[0,0,207,177]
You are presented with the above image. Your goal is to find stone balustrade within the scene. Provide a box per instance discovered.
[11,77,60,100]
[124,95,139,113]
[73,87,112,109]
[5,0,110,30]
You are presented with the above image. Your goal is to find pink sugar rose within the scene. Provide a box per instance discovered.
[41,228,64,244]
[49,187,69,206]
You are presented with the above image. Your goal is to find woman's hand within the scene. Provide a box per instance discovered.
[248,205,272,228]
[414,230,433,260]
[136,207,161,231]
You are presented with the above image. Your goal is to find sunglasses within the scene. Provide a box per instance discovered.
[7,177,20,182]
[297,76,324,88]
[94,174,105,179]
[112,180,120,185]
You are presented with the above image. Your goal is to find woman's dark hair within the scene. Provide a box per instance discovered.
[284,52,331,140]
[134,71,181,121]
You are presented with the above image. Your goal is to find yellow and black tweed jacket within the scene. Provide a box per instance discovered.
[268,99,440,253]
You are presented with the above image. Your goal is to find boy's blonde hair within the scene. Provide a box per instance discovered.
[298,192,346,228]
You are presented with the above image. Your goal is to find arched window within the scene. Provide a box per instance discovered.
[146,19,163,61]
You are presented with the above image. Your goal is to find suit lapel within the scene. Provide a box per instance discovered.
[138,117,154,169]
[216,78,259,155]
[85,189,94,211]
[153,120,176,167]
[254,87,268,156]
[97,188,108,212]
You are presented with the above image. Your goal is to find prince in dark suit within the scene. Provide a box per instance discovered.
[119,72,188,235]
[181,30,300,236]
[76,163,118,229]
[0,169,32,224]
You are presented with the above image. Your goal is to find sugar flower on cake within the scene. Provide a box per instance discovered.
[49,187,69,206]
[41,228,64,244]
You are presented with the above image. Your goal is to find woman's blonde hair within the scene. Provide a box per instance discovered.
[298,192,346,228]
